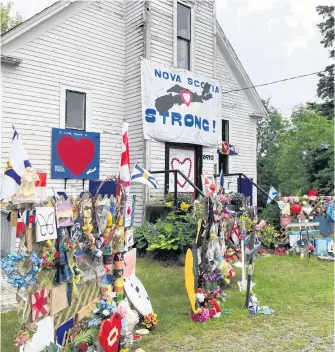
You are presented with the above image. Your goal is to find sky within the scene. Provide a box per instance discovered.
[9,0,330,118]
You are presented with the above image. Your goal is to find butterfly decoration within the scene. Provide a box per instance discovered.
[35,207,57,242]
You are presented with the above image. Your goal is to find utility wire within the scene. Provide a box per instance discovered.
[222,70,326,95]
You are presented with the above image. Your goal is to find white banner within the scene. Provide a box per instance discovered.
[141,59,221,146]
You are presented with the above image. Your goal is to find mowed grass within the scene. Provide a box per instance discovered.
[1,256,333,352]
[136,255,334,352]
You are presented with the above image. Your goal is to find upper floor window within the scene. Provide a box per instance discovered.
[60,85,91,131]
[65,90,86,130]
[177,3,191,70]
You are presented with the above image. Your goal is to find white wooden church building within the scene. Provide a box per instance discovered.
[1,0,266,223]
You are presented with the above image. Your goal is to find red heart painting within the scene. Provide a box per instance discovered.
[57,136,95,176]
[99,312,122,352]
[170,157,192,188]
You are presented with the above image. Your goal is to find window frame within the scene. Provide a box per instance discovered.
[60,84,92,131]
[174,0,194,71]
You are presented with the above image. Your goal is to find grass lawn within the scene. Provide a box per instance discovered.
[136,255,334,352]
[1,255,333,352]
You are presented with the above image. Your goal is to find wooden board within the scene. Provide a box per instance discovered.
[288,230,320,236]
[75,298,99,323]
[50,283,68,315]
[287,222,319,228]
[184,248,196,313]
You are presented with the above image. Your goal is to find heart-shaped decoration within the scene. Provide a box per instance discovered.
[302,204,313,216]
[99,312,122,352]
[170,157,192,188]
[180,90,192,107]
[280,216,291,227]
[57,136,95,176]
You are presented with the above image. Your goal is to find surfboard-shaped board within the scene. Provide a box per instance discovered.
[99,312,122,352]
[124,275,153,316]
[185,248,196,313]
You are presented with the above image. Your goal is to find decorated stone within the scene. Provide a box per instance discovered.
[124,276,153,316]
[98,312,122,352]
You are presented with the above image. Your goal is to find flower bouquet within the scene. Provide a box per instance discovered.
[141,312,158,330]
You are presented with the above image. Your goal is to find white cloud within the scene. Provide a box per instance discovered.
[286,15,299,28]
[283,36,308,57]
[268,18,280,32]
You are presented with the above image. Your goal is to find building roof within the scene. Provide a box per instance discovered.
[1,1,73,45]
[1,0,266,117]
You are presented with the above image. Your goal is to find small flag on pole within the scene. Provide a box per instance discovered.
[117,122,131,196]
[131,164,158,189]
[267,185,278,204]
[0,130,33,201]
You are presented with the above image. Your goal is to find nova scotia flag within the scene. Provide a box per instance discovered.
[0,130,32,200]
[131,164,158,189]
[267,185,278,204]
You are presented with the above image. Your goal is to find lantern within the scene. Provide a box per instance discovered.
[291,204,302,215]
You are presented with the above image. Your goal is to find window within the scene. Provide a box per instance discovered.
[60,85,91,131]
[177,3,191,70]
[65,90,86,130]
[219,120,229,174]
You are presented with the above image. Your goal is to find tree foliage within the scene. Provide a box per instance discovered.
[257,100,287,207]
[315,6,334,118]
[275,106,334,195]
[1,2,23,35]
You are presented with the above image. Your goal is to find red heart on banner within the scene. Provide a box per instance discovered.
[57,136,95,176]
[171,157,192,188]
[99,312,122,352]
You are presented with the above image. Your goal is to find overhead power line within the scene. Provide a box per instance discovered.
[222,70,327,95]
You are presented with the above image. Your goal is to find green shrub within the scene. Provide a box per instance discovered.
[259,225,280,248]
[134,213,198,259]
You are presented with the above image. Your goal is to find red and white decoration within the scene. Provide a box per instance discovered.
[99,312,122,352]
[117,122,131,196]
[35,171,47,200]
[169,148,195,193]
[31,288,49,321]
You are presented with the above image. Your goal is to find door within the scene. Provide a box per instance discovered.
[165,143,202,197]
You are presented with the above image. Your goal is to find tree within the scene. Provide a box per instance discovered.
[1,2,23,35]
[315,6,334,118]
[275,106,334,195]
[257,99,287,207]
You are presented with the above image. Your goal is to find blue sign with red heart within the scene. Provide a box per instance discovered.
[51,128,100,180]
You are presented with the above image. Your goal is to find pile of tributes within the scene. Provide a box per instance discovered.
[1,125,157,352]
[185,176,276,321]
[274,189,335,258]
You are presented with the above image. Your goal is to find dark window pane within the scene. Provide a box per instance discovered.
[65,90,86,130]
[177,3,191,40]
[177,38,190,70]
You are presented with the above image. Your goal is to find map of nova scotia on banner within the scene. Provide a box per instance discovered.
[141,59,221,147]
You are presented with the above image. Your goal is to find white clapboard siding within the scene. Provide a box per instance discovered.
[124,0,145,224]
[148,0,217,202]
[1,1,125,195]
[215,45,258,204]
